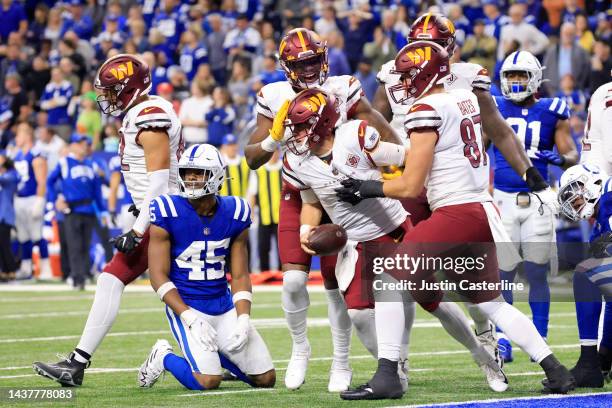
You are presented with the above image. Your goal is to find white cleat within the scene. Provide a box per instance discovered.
[398,358,409,392]
[284,340,311,390]
[476,323,502,369]
[138,339,173,388]
[479,358,509,393]
[328,364,352,392]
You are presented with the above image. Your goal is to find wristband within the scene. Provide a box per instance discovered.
[300,224,312,236]
[523,166,548,192]
[156,281,176,301]
[180,308,198,327]
[261,134,278,152]
[233,291,253,304]
[361,180,385,198]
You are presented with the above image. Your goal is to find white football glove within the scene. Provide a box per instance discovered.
[31,196,46,218]
[226,314,250,352]
[532,187,560,215]
[180,309,218,352]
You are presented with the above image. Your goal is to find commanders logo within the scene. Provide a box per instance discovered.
[301,92,326,113]
[110,61,134,80]
[406,47,432,64]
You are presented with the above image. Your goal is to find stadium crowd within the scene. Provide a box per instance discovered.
[0,0,610,285]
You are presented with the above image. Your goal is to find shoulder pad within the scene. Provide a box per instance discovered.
[135,105,172,129]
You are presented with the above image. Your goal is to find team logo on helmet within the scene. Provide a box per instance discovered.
[405,46,432,64]
[301,92,326,113]
[109,61,135,80]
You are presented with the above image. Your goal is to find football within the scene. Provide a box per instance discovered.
[307,224,348,256]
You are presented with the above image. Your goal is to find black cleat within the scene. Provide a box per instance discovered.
[569,363,605,388]
[340,359,404,400]
[33,353,89,387]
[600,347,612,383]
[541,364,576,394]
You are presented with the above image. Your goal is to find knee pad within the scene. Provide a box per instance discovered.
[348,308,377,357]
[282,270,308,294]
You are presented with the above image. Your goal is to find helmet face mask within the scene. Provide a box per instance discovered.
[279,29,329,89]
[286,116,320,155]
[558,165,603,222]
[500,51,543,102]
[284,54,326,88]
[178,144,226,199]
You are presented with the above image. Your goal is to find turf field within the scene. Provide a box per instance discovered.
[0,283,610,408]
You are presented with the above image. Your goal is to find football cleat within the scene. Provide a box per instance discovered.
[600,348,612,383]
[33,353,89,387]
[340,359,404,400]
[284,340,311,390]
[542,364,576,394]
[398,358,409,393]
[476,324,502,368]
[478,358,509,392]
[138,339,173,388]
[328,364,352,393]
[497,337,513,363]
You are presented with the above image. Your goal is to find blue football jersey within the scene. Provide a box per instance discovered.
[149,194,252,315]
[591,177,612,243]
[109,156,133,207]
[13,147,46,197]
[493,96,570,192]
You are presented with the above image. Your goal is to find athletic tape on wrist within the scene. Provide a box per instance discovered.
[156,281,176,301]
[233,291,253,304]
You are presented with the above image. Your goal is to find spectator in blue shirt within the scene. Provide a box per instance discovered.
[0,151,19,281]
[180,28,208,82]
[556,74,587,115]
[152,0,185,52]
[255,55,285,88]
[47,134,107,290]
[223,13,261,61]
[341,11,374,72]
[60,0,94,41]
[327,30,351,77]
[483,0,509,41]
[205,87,236,147]
[0,0,27,43]
[40,68,74,142]
[354,57,377,102]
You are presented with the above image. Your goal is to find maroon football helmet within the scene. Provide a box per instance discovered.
[408,13,456,56]
[391,41,450,102]
[94,54,152,116]
[279,28,329,89]
[285,89,340,155]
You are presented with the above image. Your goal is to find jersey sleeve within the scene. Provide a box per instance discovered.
[229,196,252,235]
[282,155,309,190]
[346,76,364,115]
[548,97,571,120]
[149,194,178,231]
[472,67,492,91]
[404,103,442,137]
[256,89,274,119]
[135,105,173,130]
[376,60,395,85]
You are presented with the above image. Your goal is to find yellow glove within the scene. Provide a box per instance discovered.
[270,100,291,142]
[382,165,403,180]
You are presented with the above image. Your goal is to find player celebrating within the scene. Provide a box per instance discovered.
[33,54,183,386]
[244,28,401,392]
[337,41,575,399]
[557,164,612,387]
[139,144,275,391]
[493,51,578,362]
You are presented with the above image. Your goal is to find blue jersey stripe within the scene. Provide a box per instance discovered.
[585,263,612,278]
[173,310,201,373]
[165,306,183,352]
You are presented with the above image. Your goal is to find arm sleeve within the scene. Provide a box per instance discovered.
[132,169,170,235]
[367,141,406,167]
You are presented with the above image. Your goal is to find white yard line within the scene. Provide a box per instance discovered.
[0,284,321,293]
[178,388,277,397]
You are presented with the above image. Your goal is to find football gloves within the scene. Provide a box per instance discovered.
[180,309,218,352]
[110,230,143,253]
[590,232,612,259]
[532,187,560,215]
[535,151,565,167]
[226,314,250,352]
[270,100,291,142]
[335,178,385,205]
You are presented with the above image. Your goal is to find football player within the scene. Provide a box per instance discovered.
[374,12,560,356]
[337,41,575,398]
[558,164,612,388]
[244,28,403,392]
[286,89,507,398]
[10,122,49,279]
[33,54,184,386]
[493,51,578,362]
[139,144,275,390]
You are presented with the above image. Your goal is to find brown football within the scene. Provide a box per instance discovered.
[308,224,348,256]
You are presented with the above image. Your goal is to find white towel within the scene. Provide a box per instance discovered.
[481,201,522,272]
[335,240,359,292]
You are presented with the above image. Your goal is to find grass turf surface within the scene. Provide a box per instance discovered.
[0,285,609,407]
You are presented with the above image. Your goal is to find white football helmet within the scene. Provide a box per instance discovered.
[178,144,226,199]
[558,164,604,222]
[500,51,543,102]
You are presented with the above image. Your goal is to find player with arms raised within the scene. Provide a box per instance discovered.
[139,144,275,391]
[244,28,401,391]
[33,54,183,386]
[337,41,575,399]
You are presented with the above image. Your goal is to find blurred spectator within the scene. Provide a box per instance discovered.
[447,3,471,46]
[206,14,228,85]
[315,5,338,36]
[167,66,190,101]
[34,126,66,171]
[342,10,373,72]
[498,3,549,61]
[219,133,249,198]
[60,0,93,41]
[180,25,208,82]
[128,19,149,54]
[363,26,397,73]
[594,12,611,43]
[26,3,48,48]
[40,67,74,141]
[105,1,128,33]
[44,7,62,47]
[483,0,509,41]
[205,87,235,147]
[59,58,81,95]
[560,0,583,24]
[326,30,351,76]
[101,122,120,153]
[0,42,26,95]
[156,82,181,113]
[0,151,18,281]
[63,31,95,73]
[0,0,27,43]
[228,60,251,106]
[253,55,285,90]
[276,0,312,29]
[575,13,595,53]
[589,39,612,94]
[179,80,213,146]
[152,0,185,52]
[0,102,13,149]
[3,73,28,127]
[57,39,87,83]
[75,92,102,149]
[248,148,282,272]
[543,22,591,95]
[94,14,126,54]
[223,13,261,67]
[354,57,377,102]
[380,9,407,51]
[461,19,498,75]
[193,64,217,93]
[556,74,586,114]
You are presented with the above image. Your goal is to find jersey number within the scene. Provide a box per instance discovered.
[460,114,487,168]
[175,239,231,281]
[506,117,542,159]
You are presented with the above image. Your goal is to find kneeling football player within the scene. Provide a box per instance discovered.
[138,144,276,390]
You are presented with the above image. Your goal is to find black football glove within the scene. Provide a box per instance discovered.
[335,178,385,205]
[110,230,143,253]
[590,232,612,259]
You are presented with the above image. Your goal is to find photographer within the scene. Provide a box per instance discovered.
[0,151,19,281]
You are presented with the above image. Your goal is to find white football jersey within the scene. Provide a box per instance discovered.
[580,81,612,175]
[119,95,183,208]
[285,120,407,242]
[377,60,491,146]
[257,76,363,188]
[404,89,491,210]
